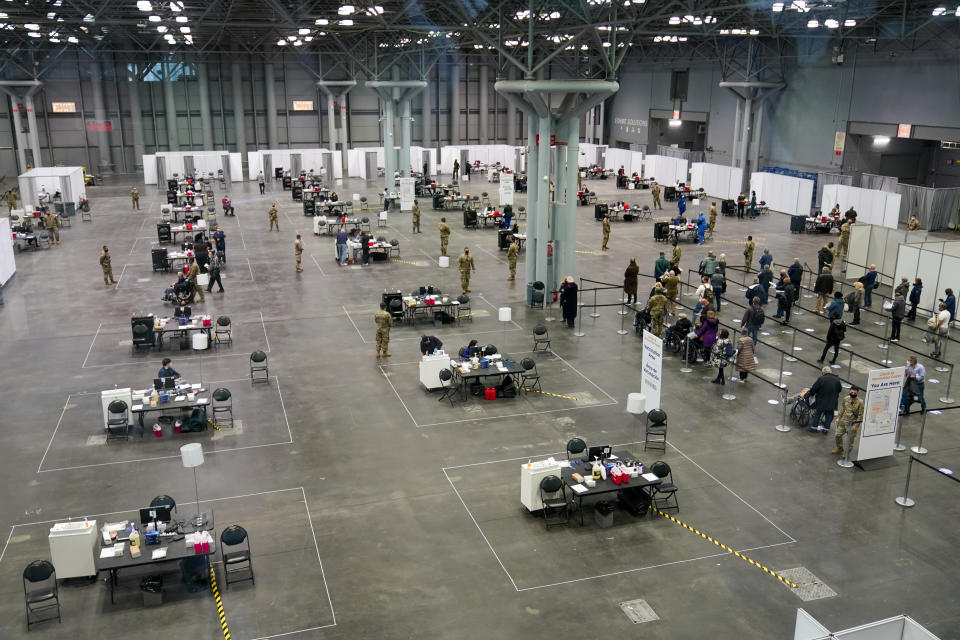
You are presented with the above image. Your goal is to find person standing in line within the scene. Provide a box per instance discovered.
[99,245,117,286]
[336,228,348,266]
[817,317,846,364]
[651,183,662,210]
[710,329,733,385]
[623,258,639,304]
[833,386,864,457]
[813,266,834,314]
[757,264,773,305]
[749,190,757,218]
[206,248,224,293]
[943,288,956,323]
[710,269,725,312]
[374,302,392,358]
[932,301,951,358]
[894,277,910,301]
[130,187,140,210]
[506,237,519,281]
[787,258,803,300]
[804,366,843,434]
[559,276,578,328]
[294,234,304,273]
[907,278,923,321]
[759,248,774,273]
[452,159,460,185]
[187,256,205,303]
[411,199,421,233]
[735,328,756,382]
[817,243,834,274]
[438,217,451,257]
[890,291,906,342]
[42,208,61,245]
[743,236,755,273]
[654,251,670,280]
[900,356,926,415]
[846,281,864,326]
[457,247,476,294]
[742,297,764,344]
[646,283,669,338]
[826,291,845,320]
[257,171,265,194]
[860,264,878,307]
[662,270,679,316]
[212,225,226,263]
[775,277,795,324]
[268,203,279,232]
[601,214,611,251]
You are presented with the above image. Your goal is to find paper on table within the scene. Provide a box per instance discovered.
[196,398,209,405]
[174,395,186,402]
[608,454,619,460]
[191,383,201,389]
[132,404,144,411]
[642,473,659,482]
[151,548,167,560]
[570,484,588,494]
[99,547,118,559]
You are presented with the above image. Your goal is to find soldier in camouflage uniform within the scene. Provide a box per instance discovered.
[743,235,756,273]
[838,220,851,257]
[833,386,864,457]
[268,203,279,231]
[374,302,392,358]
[506,237,519,281]
[708,202,718,232]
[646,283,669,338]
[99,245,117,285]
[294,234,304,273]
[601,215,611,251]
[412,199,421,233]
[438,217,451,256]
[458,247,476,293]
[651,183,662,210]
[670,241,682,273]
[661,269,680,315]
[42,209,61,245]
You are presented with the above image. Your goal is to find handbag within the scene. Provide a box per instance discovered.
[197,273,210,286]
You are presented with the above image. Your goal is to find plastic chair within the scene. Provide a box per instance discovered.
[150,495,177,512]
[532,325,551,352]
[220,525,255,589]
[456,294,472,324]
[23,560,60,630]
[378,211,388,227]
[437,369,457,406]
[644,409,668,452]
[650,460,679,511]
[249,350,269,383]
[212,388,233,429]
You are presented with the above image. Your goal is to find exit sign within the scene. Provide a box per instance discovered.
[51,102,76,113]
[897,124,912,138]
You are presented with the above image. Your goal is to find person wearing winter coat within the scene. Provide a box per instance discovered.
[826,291,845,320]
[695,310,719,357]
[735,329,756,381]
[907,278,923,321]
[742,297,764,344]
[813,266,834,314]
[710,329,734,385]
[890,292,906,341]
[623,258,640,304]
[818,318,847,364]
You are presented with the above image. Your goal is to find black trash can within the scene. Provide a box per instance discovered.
[594,203,608,221]
[789,214,806,233]
[594,500,616,528]
[498,229,511,250]
[141,575,163,606]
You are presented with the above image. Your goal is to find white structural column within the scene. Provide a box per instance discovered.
[421,80,431,149]
[197,62,214,149]
[719,81,784,192]
[316,80,357,174]
[264,63,279,149]
[89,61,113,172]
[367,80,426,189]
[479,65,489,143]
[231,62,247,155]
[506,67,517,145]
[163,64,179,151]
[449,64,460,145]
[126,65,146,168]
[1,80,43,170]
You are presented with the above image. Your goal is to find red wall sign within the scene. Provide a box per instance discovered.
[86,120,113,132]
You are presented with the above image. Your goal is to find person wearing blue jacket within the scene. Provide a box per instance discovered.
[758,248,773,272]
[678,194,687,217]
[907,278,922,321]
[826,292,845,320]
[860,264,878,307]
[943,288,956,322]
[696,214,707,245]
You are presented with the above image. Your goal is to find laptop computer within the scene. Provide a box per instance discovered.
[587,445,612,462]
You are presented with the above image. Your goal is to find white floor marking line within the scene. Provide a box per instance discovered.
[550,351,619,404]
[341,305,367,343]
[246,256,255,283]
[666,440,797,543]
[259,310,272,352]
[37,396,71,473]
[276,376,294,443]
[419,403,618,428]
[378,364,418,426]
[0,527,14,565]
[443,468,520,591]
[301,486,338,627]
[310,253,328,276]
[114,263,128,288]
[81,322,102,369]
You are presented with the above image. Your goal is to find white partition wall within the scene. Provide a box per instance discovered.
[0,218,15,286]
[895,241,960,316]
[246,149,343,181]
[18,166,85,209]
[690,163,743,199]
[142,151,242,184]
[822,184,901,229]
[644,155,688,185]
[848,223,929,286]
[605,148,643,176]
[750,172,814,216]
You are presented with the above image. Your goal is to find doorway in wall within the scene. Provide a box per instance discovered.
[183,155,195,177]
[262,154,273,184]
[290,153,302,178]
[364,151,377,180]
[321,152,333,179]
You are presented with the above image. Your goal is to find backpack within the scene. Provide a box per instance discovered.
[845,291,856,306]
[497,375,517,398]
[724,343,735,359]
[751,308,765,327]
[833,319,846,340]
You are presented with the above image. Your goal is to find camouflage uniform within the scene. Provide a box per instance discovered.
[670,244,682,272]
[43,212,60,244]
[506,242,519,280]
[294,237,304,272]
[412,202,421,233]
[5,190,16,213]
[374,308,392,357]
[646,292,669,338]
[708,204,718,232]
[99,250,115,285]
[744,240,756,273]
[438,221,451,256]
[661,274,680,314]
[907,217,921,231]
[601,217,611,251]
[131,188,140,210]
[268,206,279,231]
[834,394,864,456]
[838,220,851,256]
[651,185,662,210]
[458,251,476,293]
[188,261,205,302]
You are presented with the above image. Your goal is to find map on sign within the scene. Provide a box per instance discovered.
[862,388,897,437]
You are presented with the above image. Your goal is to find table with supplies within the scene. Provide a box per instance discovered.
[805,214,841,233]
[94,511,215,603]
[345,238,397,261]
[175,192,207,207]
[130,381,210,430]
[152,315,214,350]
[562,451,662,525]
[169,220,208,243]
[403,294,460,325]
[450,353,525,401]
[477,209,503,227]
[314,215,367,235]
[669,223,699,242]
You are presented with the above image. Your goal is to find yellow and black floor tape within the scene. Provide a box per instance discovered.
[209,565,232,640]
[648,506,797,588]
[522,388,578,401]
[388,258,424,266]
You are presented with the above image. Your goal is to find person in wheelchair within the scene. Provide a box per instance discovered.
[633,307,651,335]
[163,273,193,305]
[664,315,693,352]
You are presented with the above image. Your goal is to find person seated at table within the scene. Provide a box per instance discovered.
[329,191,339,202]
[459,339,480,359]
[671,214,687,226]
[158,358,182,381]
[420,334,443,355]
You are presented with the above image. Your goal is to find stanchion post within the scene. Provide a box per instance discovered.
[573,287,585,337]
[936,341,950,374]
[892,410,906,452]
[847,348,854,373]
[775,386,791,432]
[895,456,916,507]
[589,288,600,318]
[680,333,692,373]
[940,363,955,404]
[878,318,892,364]
[785,329,798,362]
[777,351,786,388]
[617,301,628,335]
[910,410,929,455]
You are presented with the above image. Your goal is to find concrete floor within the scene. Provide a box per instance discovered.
[0,171,958,639]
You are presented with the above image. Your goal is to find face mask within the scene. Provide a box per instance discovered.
[850,393,857,398]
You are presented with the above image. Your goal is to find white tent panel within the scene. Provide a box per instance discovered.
[143,155,157,184]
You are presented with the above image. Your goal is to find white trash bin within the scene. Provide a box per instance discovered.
[438,256,450,268]
[192,332,209,350]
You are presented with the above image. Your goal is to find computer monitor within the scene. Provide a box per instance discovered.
[139,506,171,525]
[174,305,191,318]
[587,445,612,462]
[154,378,164,391]
[164,377,176,390]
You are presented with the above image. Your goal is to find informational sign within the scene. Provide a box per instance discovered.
[398,177,415,211]
[292,100,314,111]
[897,124,912,138]
[51,102,76,113]
[499,173,514,206]
[833,131,846,153]
[857,366,905,461]
[86,120,113,132]
[640,330,663,411]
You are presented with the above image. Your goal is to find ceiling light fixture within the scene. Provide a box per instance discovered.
[298,27,309,34]
[67,36,77,42]
[136,0,152,11]
[668,16,680,24]
[277,39,286,45]
[844,19,856,26]
[156,25,167,32]
[931,6,946,16]
[315,18,328,25]
[184,35,192,44]
[339,18,353,25]
[772,2,784,11]
[874,136,890,145]
[25,22,39,30]
[337,3,355,15]
[179,25,189,33]
[175,15,187,22]
[304,36,312,41]
[169,1,182,11]
[824,18,839,28]
[148,14,160,21]
[669,119,682,126]
[806,19,818,27]
[28,31,40,37]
